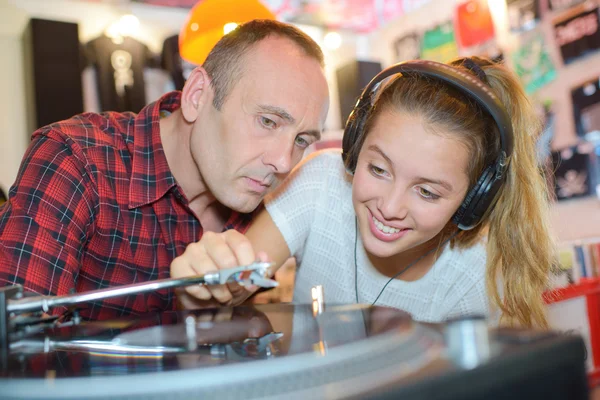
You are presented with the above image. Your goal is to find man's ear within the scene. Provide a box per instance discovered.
[181,66,213,123]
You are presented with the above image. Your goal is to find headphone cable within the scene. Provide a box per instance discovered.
[354,216,458,306]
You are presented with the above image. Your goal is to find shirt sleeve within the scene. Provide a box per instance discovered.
[265,150,341,262]
[0,134,97,297]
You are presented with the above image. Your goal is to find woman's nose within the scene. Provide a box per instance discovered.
[378,187,409,221]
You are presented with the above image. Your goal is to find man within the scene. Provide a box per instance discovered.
[0,19,329,320]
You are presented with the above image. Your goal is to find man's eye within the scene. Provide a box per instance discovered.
[295,136,310,148]
[260,117,277,129]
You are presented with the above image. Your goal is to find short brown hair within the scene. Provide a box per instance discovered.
[203,19,325,110]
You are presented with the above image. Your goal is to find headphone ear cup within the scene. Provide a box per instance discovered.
[342,105,368,172]
[452,164,496,230]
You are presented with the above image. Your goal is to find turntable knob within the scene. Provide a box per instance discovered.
[311,285,325,316]
[445,315,491,369]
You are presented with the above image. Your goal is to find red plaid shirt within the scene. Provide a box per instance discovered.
[0,92,256,320]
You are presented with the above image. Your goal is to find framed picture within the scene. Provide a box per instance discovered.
[553,5,600,64]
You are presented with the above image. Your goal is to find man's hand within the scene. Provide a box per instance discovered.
[170,230,272,309]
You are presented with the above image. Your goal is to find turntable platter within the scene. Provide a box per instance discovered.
[1,304,445,399]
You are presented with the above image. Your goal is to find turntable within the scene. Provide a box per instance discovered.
[0,264,590,400]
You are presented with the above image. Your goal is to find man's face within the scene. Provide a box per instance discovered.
[192,36,330,213]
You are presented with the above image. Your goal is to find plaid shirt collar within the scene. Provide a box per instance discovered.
[128,91,182,209]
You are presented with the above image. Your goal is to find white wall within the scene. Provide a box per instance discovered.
[321,30,362,135]
[0,0,30,193]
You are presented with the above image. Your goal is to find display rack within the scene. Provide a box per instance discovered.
[545,277,600,386]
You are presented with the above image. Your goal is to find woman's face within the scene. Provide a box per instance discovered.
[351,110,471,259]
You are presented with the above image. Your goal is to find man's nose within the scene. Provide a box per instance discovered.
[262,135,295,174]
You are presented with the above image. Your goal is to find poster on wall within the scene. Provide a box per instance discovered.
[572,77,600,140]
[420,22,459,63]
[510,30,557,93]
[392,32,421,62]
[506,0,540,32]
[548,0,587,12]
[454,0,495,49]
[553,5,600,64]
[321,0,378,32]
[400,0,435,14]
[551,145,594,201]
[535,102,556,165]
[379,0,436,22]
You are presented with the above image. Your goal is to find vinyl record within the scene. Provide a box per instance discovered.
[2,304,445,399]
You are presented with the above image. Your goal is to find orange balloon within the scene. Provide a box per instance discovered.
[179,0,276,65]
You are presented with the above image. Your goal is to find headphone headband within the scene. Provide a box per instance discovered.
[356,60,513,158]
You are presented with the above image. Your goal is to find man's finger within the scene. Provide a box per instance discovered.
[223,229,257,267]
[184,283,213,300]
[207,283,233,304]
[202,232,245,303]
[176,289,218,309]
[174,244,226,301]
[227,281,254,304]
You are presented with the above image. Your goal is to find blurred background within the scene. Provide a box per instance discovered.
[1,0,600,385]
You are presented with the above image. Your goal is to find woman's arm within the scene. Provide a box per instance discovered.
[246,209,293,267]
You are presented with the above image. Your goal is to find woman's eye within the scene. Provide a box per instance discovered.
[418,187,439,200]
[260,116,277,129]
[369,165,386,176]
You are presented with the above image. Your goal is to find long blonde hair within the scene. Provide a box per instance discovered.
[353,57,554,328]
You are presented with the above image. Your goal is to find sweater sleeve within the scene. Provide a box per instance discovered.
[265,150,343,262]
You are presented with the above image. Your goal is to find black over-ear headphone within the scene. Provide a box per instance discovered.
[341,59,514,231]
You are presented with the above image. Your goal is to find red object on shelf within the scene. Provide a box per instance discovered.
[544,278,600,387]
